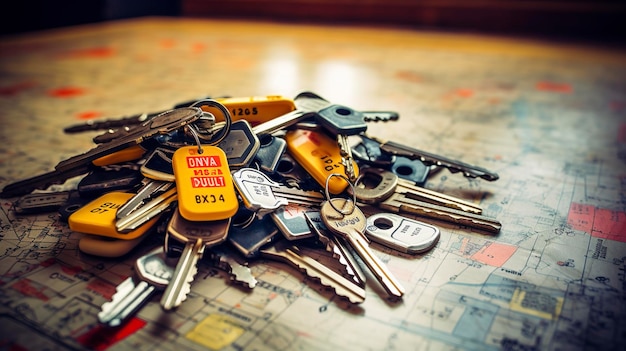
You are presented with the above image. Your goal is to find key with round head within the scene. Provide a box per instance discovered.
[160,209,231,310]
[352,168,501,233]
[98,247,176,327]
[355,167,483,214]
[321,196,405,299]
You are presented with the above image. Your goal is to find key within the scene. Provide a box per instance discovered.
[273,151,320,191]
[355,167,483,214]
[315,104,368,181]
[160,210,231,310]
[390,156,430,186]
[115,187,178,233]
[366,134,499,181]
[232,168,324,218]
[77,164,143,198]
[285,129,359,194]
[0,107,203,198]
[352,168,501,233]
[352,134,395,167]
[69,191,162,240]
[14,191,71,214]
[228,214,281,258]
[253,135,287,173]
[116,179,174,220]
[98,247,176,327]
[217,120,260,168]
[172,145,239,221]
[64,95,213,133]
[260,238,366,304]
[304,211,366,287]
[249,93,332,136]
[140,148,175,182]
[366,213,440,254]
[207,244,257,289]
[271,204,316,241]
[321,197,405,299]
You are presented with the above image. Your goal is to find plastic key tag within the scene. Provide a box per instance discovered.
[172,145,238,221]
[365,212,440,254]
[285,129,358,194]
[68,192,160,240]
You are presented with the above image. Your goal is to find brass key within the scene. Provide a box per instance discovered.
[321,197,405,299]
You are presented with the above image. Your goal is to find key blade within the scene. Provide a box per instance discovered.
[395,178,483,214]
[381,193,502,233]
[361,111,399,122]
[160,239,204,310]
[64,112,152,133]
[56,107,202,173]
[260,242,365,304]
[0,164,91,198]
[376,139,499,181]
[99,278,155,327]
[210,246,257,289]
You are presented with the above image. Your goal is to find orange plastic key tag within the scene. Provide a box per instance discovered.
[172,145,239,221]
[285,129,359,194]
[68,192,159,240]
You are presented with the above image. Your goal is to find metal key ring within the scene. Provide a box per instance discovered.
[324,173,357,215]
[189,99,232,146]
[184,123,204,154]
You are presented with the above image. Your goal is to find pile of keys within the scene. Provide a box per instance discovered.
[0,91,501,327]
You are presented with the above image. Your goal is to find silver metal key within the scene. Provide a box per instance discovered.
[352,168,501,233]
[115,187,177,233]
[315,105,368,182]
[98,247,175,327]
[232,168,325,218]
[116,178,174,220]
[208,244,257,289]
[160,209,231,310]
[366,134,499,181]
[321,197,405,299]
[354,167,483,214]
[260,238,366,304]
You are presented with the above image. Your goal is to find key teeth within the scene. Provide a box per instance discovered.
[299,264,364,304]
[98,277,135,324]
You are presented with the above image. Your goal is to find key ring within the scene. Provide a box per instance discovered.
[324,173,357,215]
[189,99,232,146]
[185,123,204,154]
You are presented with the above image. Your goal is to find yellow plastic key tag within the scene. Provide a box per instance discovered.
[172,145,239,221]
[285,129,359,194]
[68,192,159,240]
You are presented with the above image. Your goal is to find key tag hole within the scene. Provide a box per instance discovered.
[324,173,357,215]
[335,107,352,116]
[373,217,394,230]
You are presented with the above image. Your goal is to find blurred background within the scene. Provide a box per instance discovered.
[2,0,625,43]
